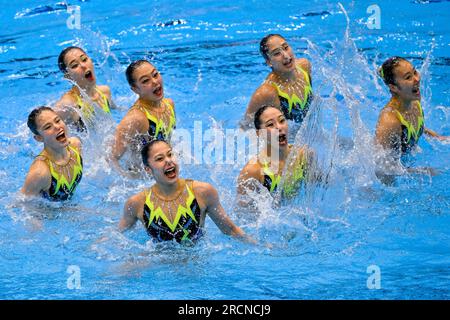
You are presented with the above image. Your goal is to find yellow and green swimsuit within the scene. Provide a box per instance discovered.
[261,149,307,197]
[394,102,424,154]
[70,86,111,131]
[41,146,83,201]
[142,180,203,243]
[133,98,176,142]
[271,64,313,124]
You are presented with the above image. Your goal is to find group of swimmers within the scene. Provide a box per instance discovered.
[20,34,448,245]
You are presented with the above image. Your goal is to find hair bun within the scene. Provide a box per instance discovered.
[377,66,384,79]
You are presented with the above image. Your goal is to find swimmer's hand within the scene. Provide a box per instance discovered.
[436,135,450,143]
[406,167,440,176]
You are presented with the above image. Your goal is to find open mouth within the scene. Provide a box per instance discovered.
[412,85,420,96]
[283,58,293,68]
[153,86,163,97]
[85,70,94,81]
[56,131,66,142]
[164,166,176,179]
[278,134,287,145]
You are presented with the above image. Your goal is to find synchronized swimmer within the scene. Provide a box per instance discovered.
[111,60,176,178]
[21,107,83,201]
[119,140,255,244]
[19,35,449,246]
[237,105,315,209]
[55,46,116,132]
[242,34,313,130]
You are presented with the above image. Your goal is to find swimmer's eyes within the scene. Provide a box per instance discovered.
[154,156,163,162]
[152,71,159,78]
[265,122,274,127]
[282,44,290,51]
[141,78,149,84]
[279,117,286,123]
[80,56,88,62]
[272,50,282,57]
[70,63,78,69]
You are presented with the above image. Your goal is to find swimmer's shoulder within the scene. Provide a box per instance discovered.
[296,58,312,75]
[55,91,77,109]
[246,82,278,117]
[97,85,111,99]
[118,103,148,132]
[124,190,147,220]
[378,105,401,125]
[190,180,217,208]
[68,137,82,152]
[164,98,175,109]
[376,106,402,136]
[27,156,52,187]
[238,160,263,183]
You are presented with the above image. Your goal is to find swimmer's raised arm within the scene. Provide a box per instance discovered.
[196,181,257,244]
[424,127,449,141]
[241,84,277,130]
[119,192,144,232]
[21,160,51,197]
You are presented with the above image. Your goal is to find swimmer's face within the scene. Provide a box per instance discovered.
[265,36,296,73]
[64,48,96,86]
[390,60,421,101]
[257,107,288,147]
[145,142,178,184]
[131,63,164,101]
[34,110,69,147]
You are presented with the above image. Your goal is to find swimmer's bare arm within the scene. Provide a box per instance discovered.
[110,110,147,177]
[375,112,436,177]
[375,111,402,156]
[195,181,257,244]
[241,84,278,130]
[118,192,145,231]
[98,85,117,110]
[21,160,51,197]
[236,163,263,208]
[424,128,449,141]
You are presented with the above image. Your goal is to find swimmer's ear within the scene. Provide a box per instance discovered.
[144,165,153,175]
[130,86,140,95]
[33,134,43,142]
[388,83,399,95]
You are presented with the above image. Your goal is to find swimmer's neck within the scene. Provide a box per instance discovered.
[139,97,164,109]
[274,69,296,82]
[154,179,184,198]
[77,82,98,97]
[44,144,70,163]
[391,95,418,112]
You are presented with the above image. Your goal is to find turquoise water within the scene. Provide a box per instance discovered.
[0,0,449,299]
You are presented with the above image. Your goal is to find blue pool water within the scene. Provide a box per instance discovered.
[1,0,449,299]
